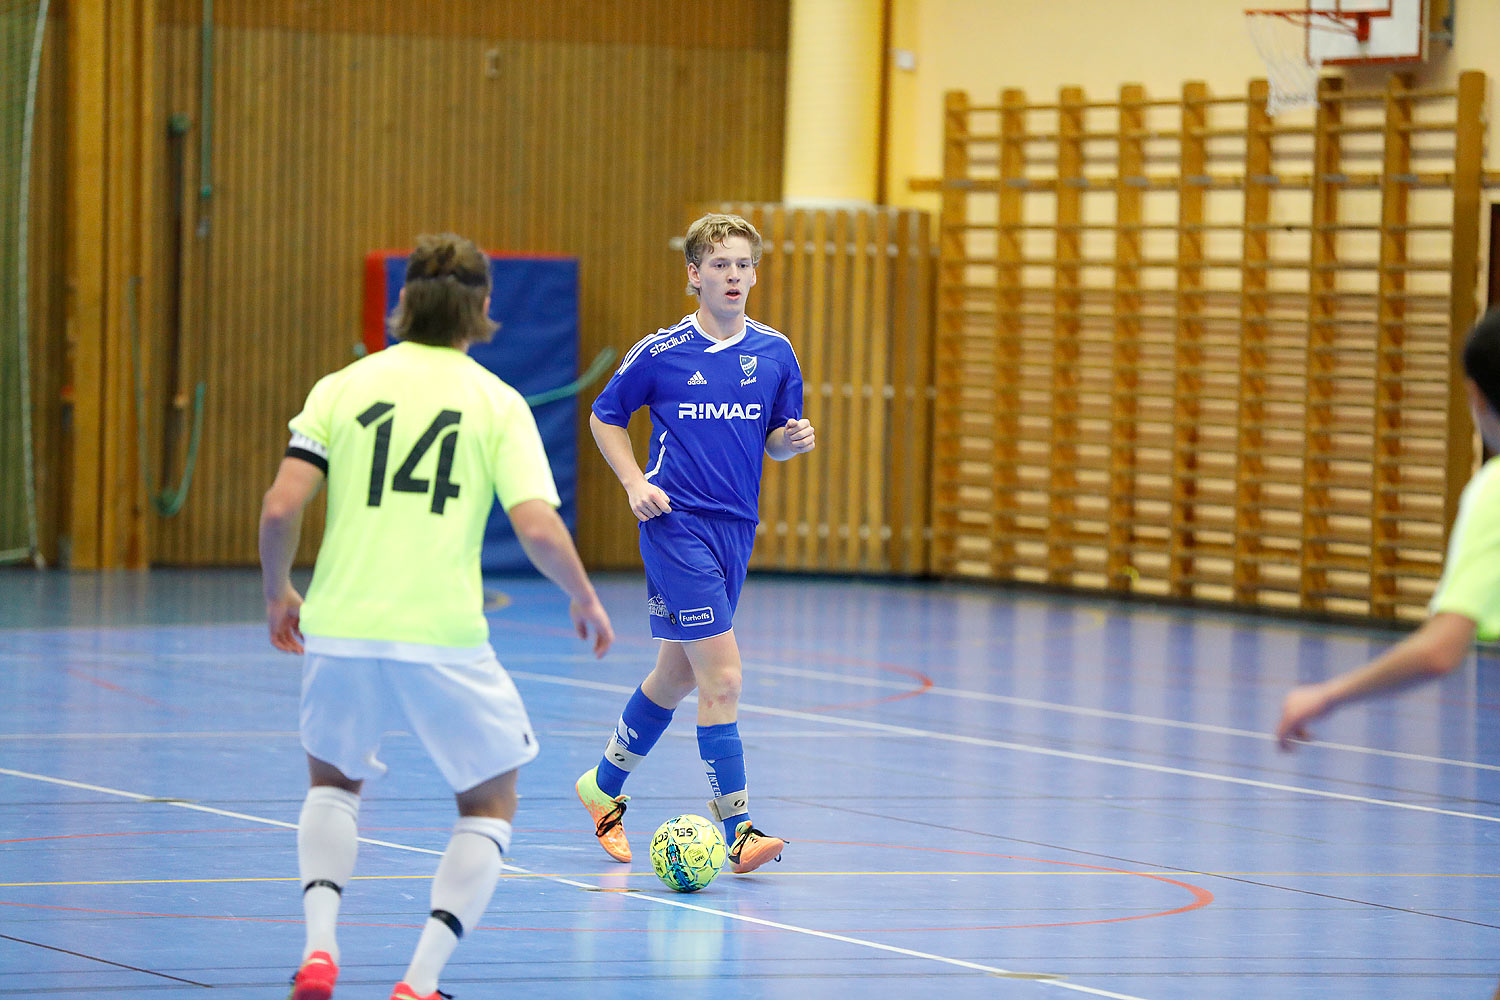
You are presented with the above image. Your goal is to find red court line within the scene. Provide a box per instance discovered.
[0,828,270,845]
[798,838,1214,931]
[63,667,180,711]
[0,899,419,929]
[798,659,934,713]
[0,899,782,935]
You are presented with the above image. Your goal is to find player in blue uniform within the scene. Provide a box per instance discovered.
[577,213,815,874]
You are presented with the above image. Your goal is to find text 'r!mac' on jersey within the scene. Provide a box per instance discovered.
[591,314,804,523]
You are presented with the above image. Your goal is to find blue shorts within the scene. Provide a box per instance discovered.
[639,510,757,642]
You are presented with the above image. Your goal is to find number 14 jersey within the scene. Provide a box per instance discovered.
[286,341,560,652]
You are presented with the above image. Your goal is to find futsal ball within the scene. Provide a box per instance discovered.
[649,814,726,893]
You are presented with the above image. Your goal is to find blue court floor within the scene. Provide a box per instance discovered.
[0,567,1496,999]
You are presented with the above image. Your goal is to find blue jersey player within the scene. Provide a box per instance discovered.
[577,213,815,874]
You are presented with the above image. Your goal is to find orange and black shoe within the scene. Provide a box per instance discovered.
[728,821,786,874]
[287,950,338,1000]
[575,766,631,863]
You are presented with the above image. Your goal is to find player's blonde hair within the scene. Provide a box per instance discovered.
[683,213,763,297]
[388,233,498,347]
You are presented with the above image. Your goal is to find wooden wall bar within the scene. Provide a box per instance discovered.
[930,72,1489,622]
[700,202,936,576]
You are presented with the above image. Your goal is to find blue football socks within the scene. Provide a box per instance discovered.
[697,722,749,842]
[595,686,675,798]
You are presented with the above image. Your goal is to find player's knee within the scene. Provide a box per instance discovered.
[702,667,742,705]
[456,769,519,818]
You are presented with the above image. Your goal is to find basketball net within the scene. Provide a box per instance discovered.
[1246,10,1325,115]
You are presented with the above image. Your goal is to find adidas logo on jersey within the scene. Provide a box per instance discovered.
[688,371,708,386]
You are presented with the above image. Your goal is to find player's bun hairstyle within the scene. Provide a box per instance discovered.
[1463,308,1500,417]
[388,233,498,347]
[683,213,763,297]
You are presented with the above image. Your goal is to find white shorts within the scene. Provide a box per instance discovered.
[299,651,540,793]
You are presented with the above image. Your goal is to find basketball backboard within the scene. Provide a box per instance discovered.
[1307,0,1428,65]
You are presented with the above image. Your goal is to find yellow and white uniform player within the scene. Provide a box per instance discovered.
[260,233,613,1000]
[1276,311,1500,749]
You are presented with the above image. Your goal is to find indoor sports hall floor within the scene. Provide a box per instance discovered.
[0,568,1496,999]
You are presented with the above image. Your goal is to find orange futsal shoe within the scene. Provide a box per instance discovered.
[288,950,338,1000]
[576,766,632,863]
[728,821,786,874]
[389,983,451,1000]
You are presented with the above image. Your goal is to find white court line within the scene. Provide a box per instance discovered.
[750,662,1500,774]
[0,731,299,741]
[0,765,1150,1000]
[4,670,1492,822]
[508,671,1500,825]
[500,652,1500,774]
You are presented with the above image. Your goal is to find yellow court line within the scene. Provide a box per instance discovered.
[0,871,1090,888]
[5,870,1493,890]
[1213,872,1500,879]
[2,874,428,888]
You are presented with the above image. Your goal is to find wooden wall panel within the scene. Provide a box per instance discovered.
[62,0,157,569]
[155,1,789,49]
[928,72,1490,623]
[130,2,788,567]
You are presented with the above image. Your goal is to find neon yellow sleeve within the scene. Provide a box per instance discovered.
[288,371,338,446]
[489,384,562,512]
[1429,458,1500,641]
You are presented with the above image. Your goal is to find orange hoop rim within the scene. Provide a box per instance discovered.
[1244,7,1375,42]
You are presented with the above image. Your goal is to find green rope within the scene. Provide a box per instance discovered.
[3,0,50,566]
[128,276,206,518]
[198,0,213,204]
[523,346,617,407]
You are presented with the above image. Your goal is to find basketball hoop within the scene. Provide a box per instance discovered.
[1245,7,1368,115]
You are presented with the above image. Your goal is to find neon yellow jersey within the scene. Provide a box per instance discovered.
[288,341,560,650]
[1429,456,1500,641]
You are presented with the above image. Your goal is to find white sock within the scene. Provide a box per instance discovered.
[297,786,360,963]
[401,816,510,994]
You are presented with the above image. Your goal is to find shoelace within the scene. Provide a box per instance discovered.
[595,799,626,837]
[729,825,771,861]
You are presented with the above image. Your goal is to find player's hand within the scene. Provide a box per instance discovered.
[783,417,815,454]
[266,584,306,654]
[571,596,615,658]
[1275,683,1331,750]
[626,480,672,521]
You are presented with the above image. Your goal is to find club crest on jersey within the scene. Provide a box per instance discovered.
[647,595,669,618]
[739,354,758,386]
